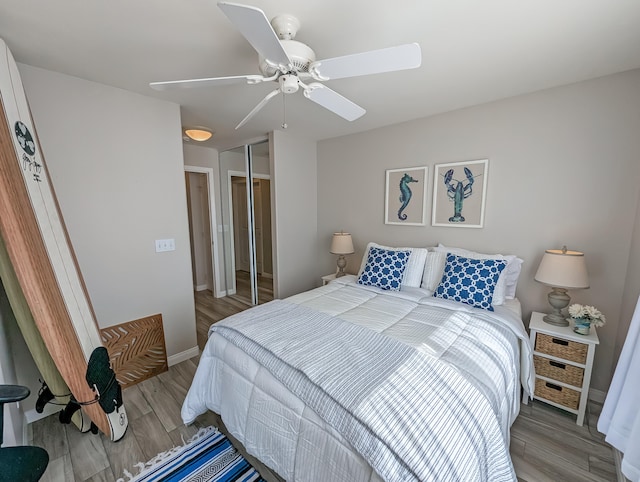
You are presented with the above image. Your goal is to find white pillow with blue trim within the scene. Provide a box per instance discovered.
[357,246,411,291]
[434,254,508,311]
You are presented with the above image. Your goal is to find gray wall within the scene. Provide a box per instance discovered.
[618,187,640,371]
[317,69,640,393]
[19,64,197,362]
[270,131,319,299]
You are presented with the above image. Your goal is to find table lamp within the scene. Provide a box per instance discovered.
[330,232,354,277]
[534,246,589,326]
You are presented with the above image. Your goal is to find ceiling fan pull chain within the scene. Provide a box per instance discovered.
[282,93,288,129]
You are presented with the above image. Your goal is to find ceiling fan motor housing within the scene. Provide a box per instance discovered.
[259,39,316,76]
[270,14,300,40]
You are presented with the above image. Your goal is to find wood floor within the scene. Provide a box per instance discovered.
[30,287,617,482]
[194,270,273,350]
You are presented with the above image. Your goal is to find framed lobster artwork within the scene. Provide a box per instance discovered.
[432,159,488,228]
[384,166,428,226]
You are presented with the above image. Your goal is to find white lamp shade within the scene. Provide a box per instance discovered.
[534,248,589,289]
[330,233,354,255]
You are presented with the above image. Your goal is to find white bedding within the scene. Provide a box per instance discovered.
[182,276,534,481]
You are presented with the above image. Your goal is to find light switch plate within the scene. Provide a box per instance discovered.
[155,238,175,252]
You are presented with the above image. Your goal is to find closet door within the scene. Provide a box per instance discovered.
[218,141,272,305]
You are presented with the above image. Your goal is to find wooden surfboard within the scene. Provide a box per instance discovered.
[0,38,127,441]
[0,236,90,432]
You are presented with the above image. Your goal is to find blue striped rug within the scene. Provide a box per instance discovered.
[120,426,264,482]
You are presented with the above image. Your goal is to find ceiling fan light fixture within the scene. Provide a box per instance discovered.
[184,127,213,142]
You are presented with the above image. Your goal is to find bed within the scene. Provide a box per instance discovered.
[182,244,535,482]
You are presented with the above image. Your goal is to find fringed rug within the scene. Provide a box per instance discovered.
[119,426,265,482]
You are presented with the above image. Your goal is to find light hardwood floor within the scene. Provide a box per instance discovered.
[30,289,616,482]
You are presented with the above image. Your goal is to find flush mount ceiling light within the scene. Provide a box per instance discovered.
[184,127,213,142]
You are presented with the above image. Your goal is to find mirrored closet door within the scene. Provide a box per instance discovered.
[218,140,273,306]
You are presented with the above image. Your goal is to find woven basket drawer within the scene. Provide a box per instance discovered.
[535,378,580,410]
[534,355,584,387]
[535,333,588,364]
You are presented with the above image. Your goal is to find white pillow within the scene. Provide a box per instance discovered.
[504,257,523,298]
[421,251,448,292]
[358,242,428,288]
[434,244,524,302]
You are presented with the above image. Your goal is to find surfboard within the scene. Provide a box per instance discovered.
[0,235,91,432]
[0,38,127,441]
[0,236,93,432]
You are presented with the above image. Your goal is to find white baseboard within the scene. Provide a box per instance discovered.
[25,400,60,424]
[195,284,209,292]
[167,346,200,366]
[23,416,30,445]
[589,388,606,403]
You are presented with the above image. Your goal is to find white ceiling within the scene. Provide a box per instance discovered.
[2,1,639,150]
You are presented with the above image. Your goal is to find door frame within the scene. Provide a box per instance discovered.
[226,170,271,296]
[184,165,223,298]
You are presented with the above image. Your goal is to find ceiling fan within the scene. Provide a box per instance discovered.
[150,1,422,130]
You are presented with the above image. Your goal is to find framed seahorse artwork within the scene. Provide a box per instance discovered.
[384,166,428,226]
[432,159,489,228]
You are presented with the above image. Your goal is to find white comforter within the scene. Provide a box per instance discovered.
[183,276,534,482]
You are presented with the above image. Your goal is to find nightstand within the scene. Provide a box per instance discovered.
[321,273,337,285]
[529,311,599,426]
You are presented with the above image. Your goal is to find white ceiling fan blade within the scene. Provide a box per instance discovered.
[236,88,281,129]
[218,2,291,68]
[304,84,365,121]
[310,43,421,81]
[150,74,262,91]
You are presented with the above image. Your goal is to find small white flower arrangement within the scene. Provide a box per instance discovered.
[568,304,606,327]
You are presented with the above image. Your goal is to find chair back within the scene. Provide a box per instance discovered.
[0,385,49,481]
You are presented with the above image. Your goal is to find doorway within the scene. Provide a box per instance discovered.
[184,166,222,298]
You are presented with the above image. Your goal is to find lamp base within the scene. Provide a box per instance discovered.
[543,287,571,327]
[336,255,347,278]
[542,313,570,327]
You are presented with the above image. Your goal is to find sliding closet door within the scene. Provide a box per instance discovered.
[218,141,273,305]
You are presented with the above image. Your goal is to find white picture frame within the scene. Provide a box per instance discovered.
[384,166,428,226]
[432,159,488,228]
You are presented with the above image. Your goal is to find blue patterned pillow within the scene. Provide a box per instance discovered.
[357,247,410,291]
[434,254,508,311]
